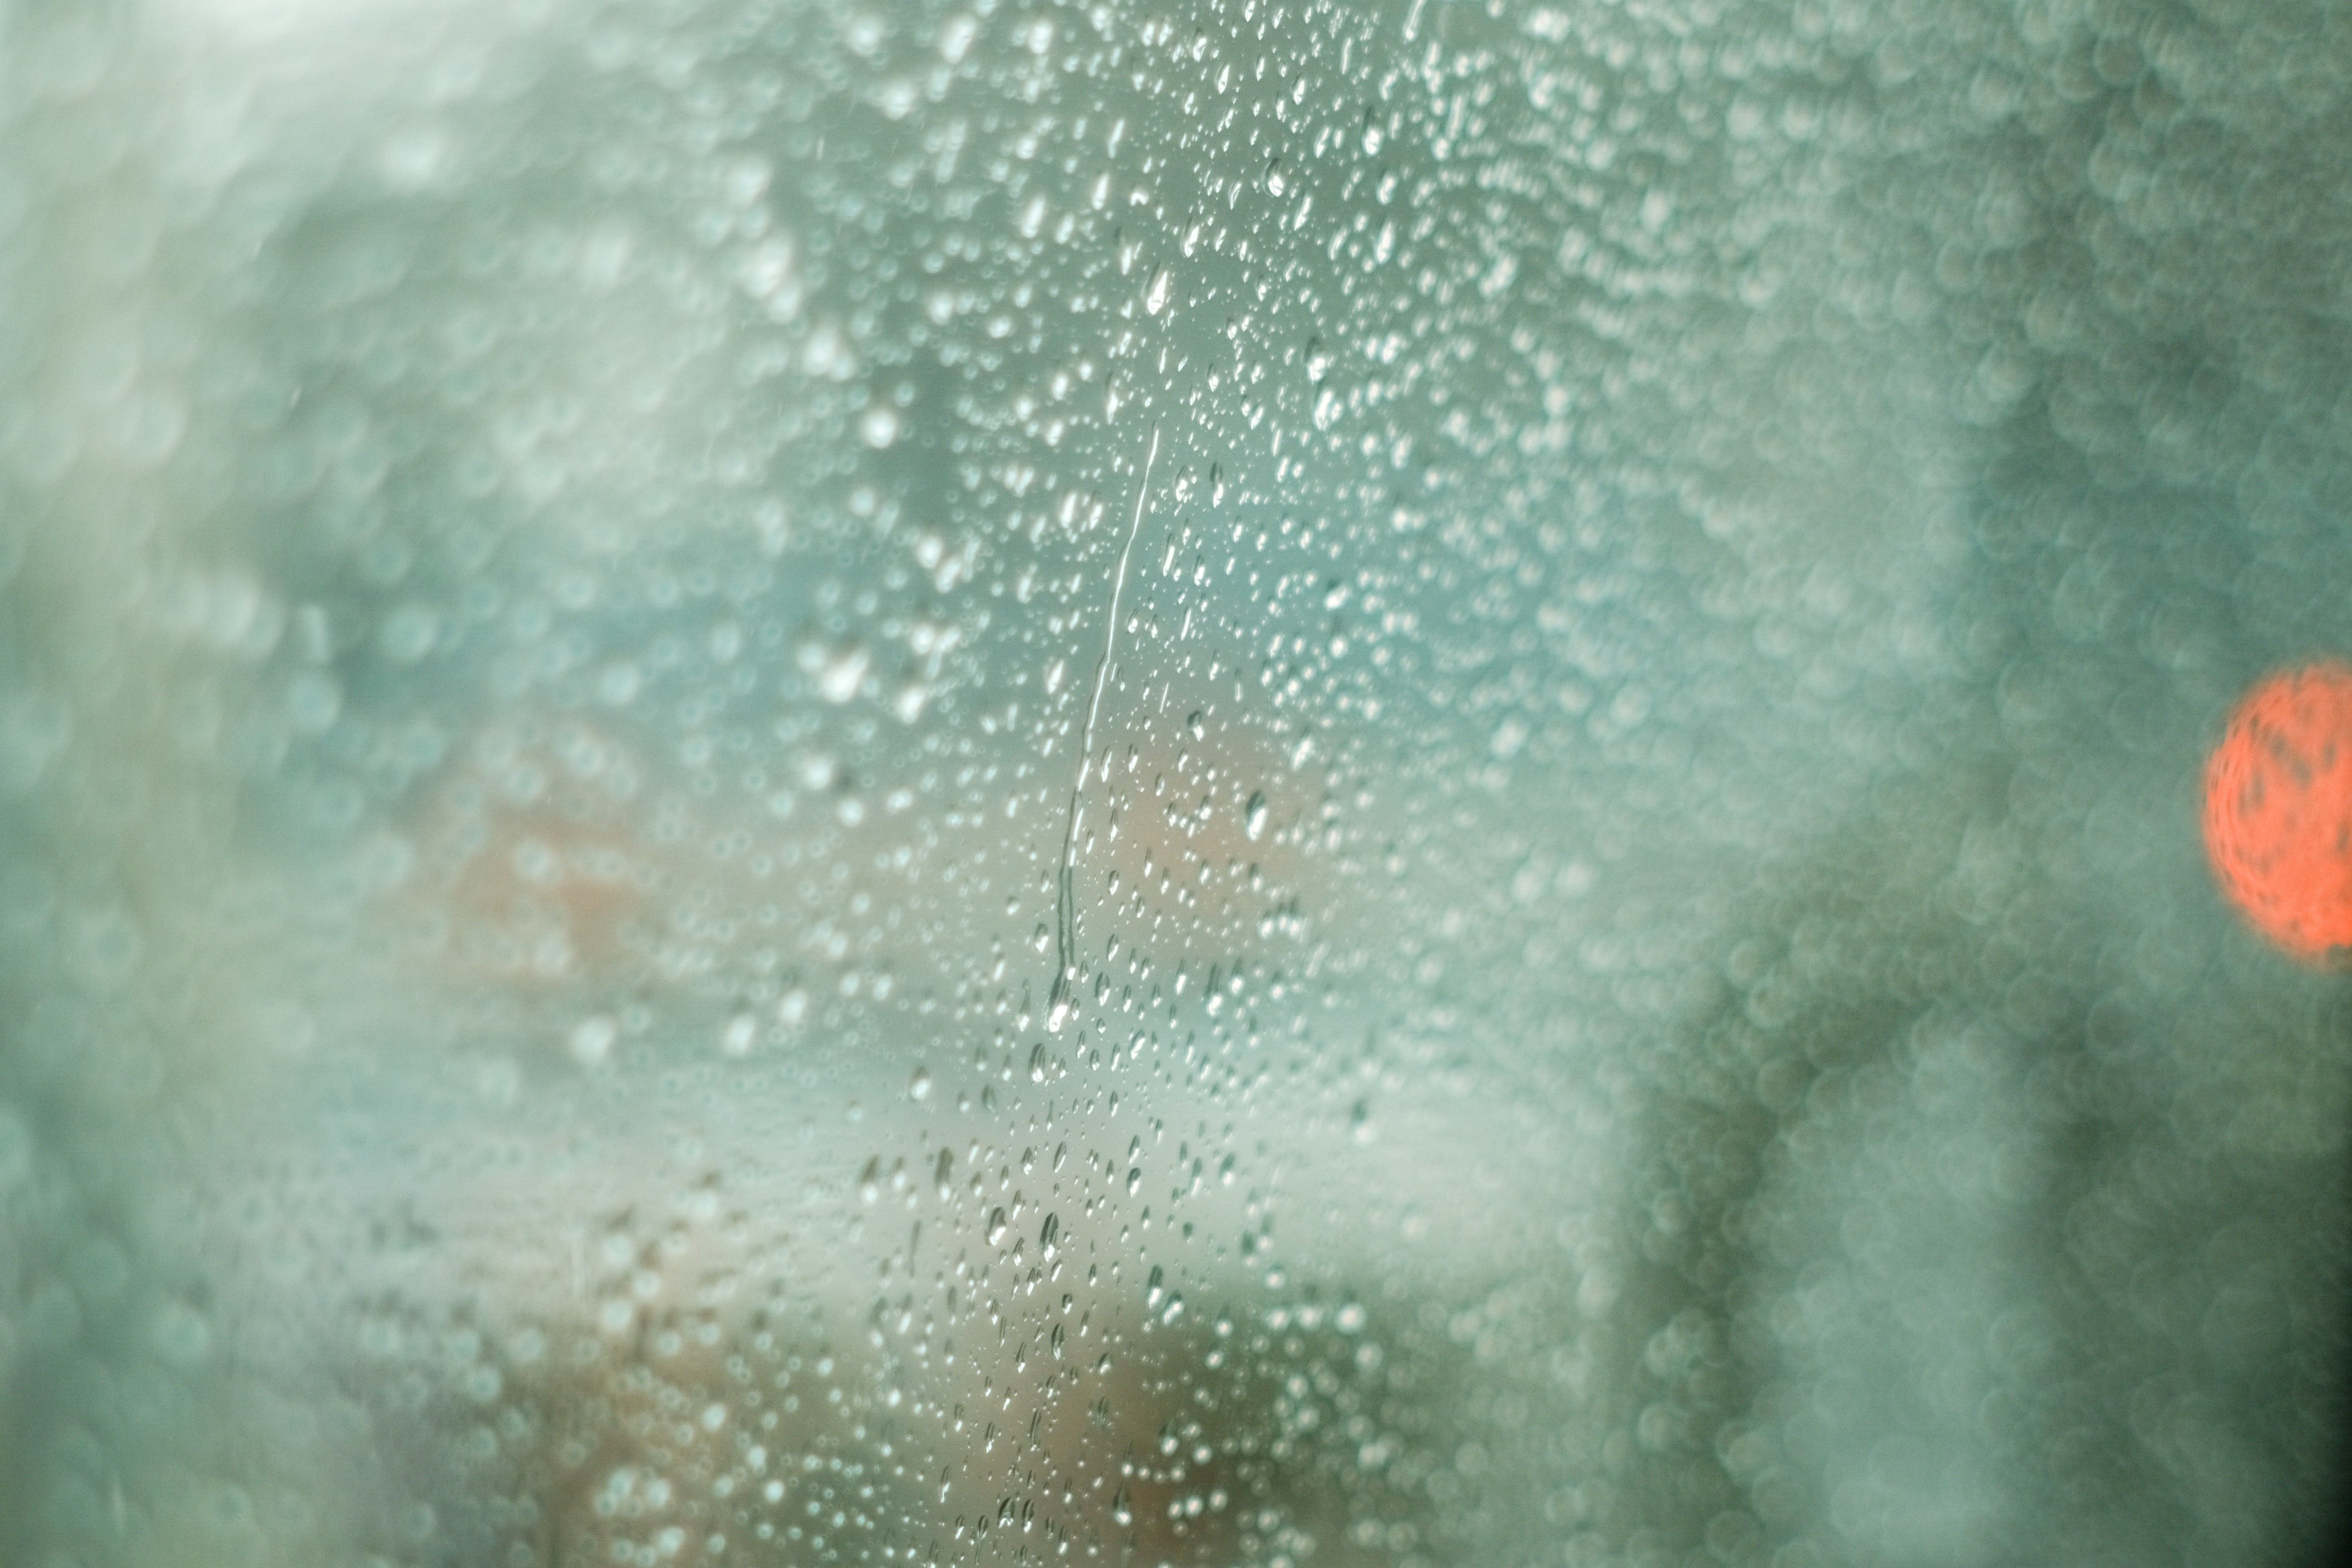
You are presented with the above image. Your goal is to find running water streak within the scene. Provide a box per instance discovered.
[1048,425,1160,1032]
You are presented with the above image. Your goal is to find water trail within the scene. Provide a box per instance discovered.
[1048,424,1159,1031]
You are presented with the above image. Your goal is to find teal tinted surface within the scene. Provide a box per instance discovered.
[5,2,2351,1566]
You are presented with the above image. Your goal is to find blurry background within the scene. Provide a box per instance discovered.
[5,0,2352,1565]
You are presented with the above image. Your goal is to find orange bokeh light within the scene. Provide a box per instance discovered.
[2203,660,2352,960]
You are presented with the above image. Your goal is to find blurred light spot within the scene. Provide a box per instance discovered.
[2203,659,2352,959]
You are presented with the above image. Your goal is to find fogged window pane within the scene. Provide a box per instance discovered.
[4,1,2349,1566]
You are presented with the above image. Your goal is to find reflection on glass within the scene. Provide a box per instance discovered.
[4,1,2350,1566]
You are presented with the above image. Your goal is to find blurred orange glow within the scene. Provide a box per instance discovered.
[2204,660,2352,959]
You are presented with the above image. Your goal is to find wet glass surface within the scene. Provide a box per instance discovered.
[6,1,2352,1565]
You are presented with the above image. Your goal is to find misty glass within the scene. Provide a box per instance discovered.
[5,1,2350,1566]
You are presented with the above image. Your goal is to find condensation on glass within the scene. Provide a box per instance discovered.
[4,1,2350,1566]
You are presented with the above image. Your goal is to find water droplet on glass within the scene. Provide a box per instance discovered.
[813,644,869,704]
[568,1016,617,1068]
[720,1013,757,1057]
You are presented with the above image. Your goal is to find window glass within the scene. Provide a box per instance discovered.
[4,1,2350,1566]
